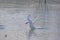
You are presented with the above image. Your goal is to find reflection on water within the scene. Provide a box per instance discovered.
[0,25,5,30]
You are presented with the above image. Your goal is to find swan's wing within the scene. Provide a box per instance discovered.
[37,28,46,29]
[36,27,49,30]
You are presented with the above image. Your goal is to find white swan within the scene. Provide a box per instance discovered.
[26,15,46,40]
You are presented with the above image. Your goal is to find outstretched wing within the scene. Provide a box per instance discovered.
[36,27,49,30]
[37,28,46,29]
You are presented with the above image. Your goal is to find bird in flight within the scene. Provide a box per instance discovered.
[26,15,46,40]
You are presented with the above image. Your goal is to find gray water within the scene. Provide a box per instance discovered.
[0,0,60,40]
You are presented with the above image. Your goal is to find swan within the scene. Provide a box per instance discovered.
[26,15,46,40]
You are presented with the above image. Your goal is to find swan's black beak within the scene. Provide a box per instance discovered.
[25,22,29,24]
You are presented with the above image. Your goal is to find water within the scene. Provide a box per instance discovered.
[0,0,60,40]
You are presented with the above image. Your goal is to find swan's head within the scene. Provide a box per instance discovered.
[25,22,29,24]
